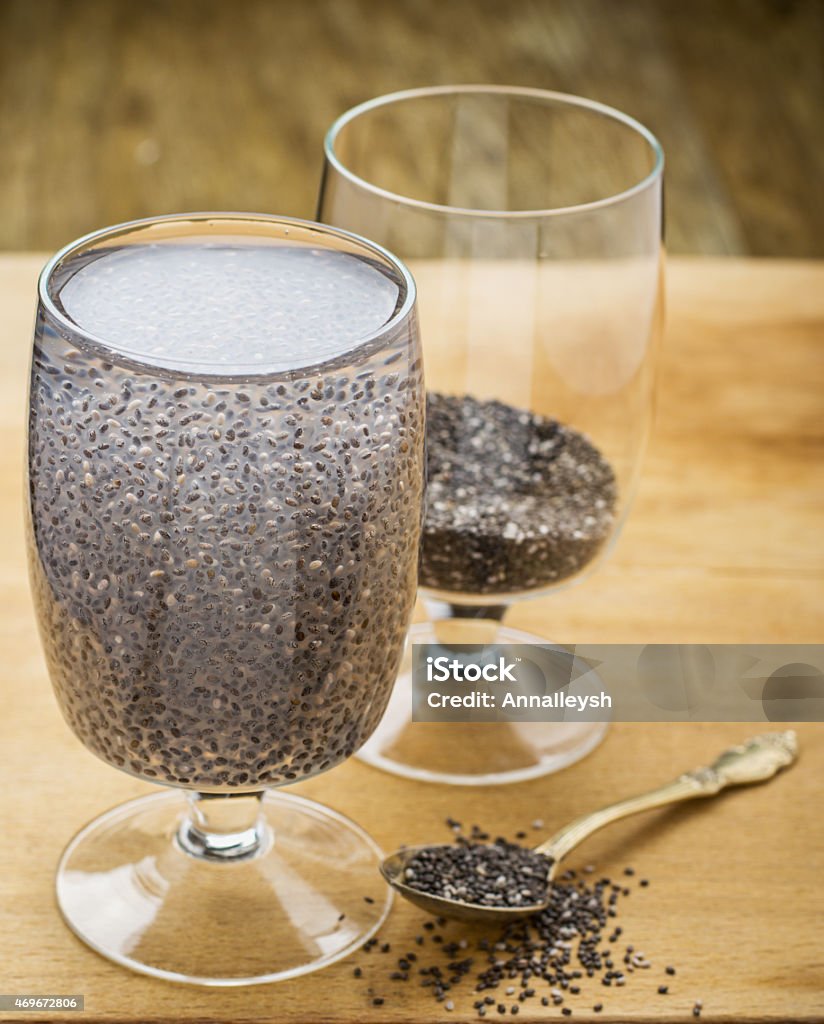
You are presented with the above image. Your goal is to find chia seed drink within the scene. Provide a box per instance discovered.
[27,224,424,791]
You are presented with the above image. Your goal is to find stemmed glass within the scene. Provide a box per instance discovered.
[319,86,664,785]
[26,213,424,984]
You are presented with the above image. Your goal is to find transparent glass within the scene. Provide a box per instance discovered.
[319,86,664,784]
[26,213,425,983]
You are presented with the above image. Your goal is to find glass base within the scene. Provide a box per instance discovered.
[357,621,608,785]
[56,789,392,986]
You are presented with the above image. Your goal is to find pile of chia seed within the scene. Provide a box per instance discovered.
[420,393,617,595]
[354,820,703,1018]
[403,838,552,908]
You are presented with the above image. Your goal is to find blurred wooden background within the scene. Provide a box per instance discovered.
[0,0,821,255]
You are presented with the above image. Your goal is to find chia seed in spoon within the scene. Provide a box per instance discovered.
[402,837,553,908]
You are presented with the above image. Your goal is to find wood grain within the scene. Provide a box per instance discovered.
[0,257,822,1021]
[0,0,822,256]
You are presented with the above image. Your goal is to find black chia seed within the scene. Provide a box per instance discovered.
[420,393,616,595]
[357,820,698,1018]
[402,838,552,908]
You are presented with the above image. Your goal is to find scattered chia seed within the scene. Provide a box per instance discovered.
[402,838,552,908]
[420,393,616,595]
[357,821,692,1018]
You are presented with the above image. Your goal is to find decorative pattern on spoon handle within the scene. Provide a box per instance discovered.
[688,730,798,790]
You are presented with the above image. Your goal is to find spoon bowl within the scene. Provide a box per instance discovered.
[380,843,551,922]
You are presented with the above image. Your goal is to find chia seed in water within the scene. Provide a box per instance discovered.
[27,238,424,790]
[420,393,616,596]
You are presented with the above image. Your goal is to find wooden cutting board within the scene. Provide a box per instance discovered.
[0,257,821,1022]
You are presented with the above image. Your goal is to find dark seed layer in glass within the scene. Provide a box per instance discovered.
[420,393,616,596]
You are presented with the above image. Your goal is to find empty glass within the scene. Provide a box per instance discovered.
[319,86,664,784]
[26,213,424,983]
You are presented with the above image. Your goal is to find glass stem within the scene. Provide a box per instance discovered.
[177,791,270,862]
[424,597,509,623]
[422,598,511,651]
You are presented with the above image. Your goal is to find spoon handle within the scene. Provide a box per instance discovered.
[534,730,798,867]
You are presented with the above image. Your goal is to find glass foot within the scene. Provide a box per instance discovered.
[56,789,391,986]
[357,621,608,785]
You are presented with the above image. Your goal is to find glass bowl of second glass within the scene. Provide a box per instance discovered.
[319,85,664,784]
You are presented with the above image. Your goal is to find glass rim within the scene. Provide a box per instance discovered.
[324,84,665,220]
[37,211,418,379]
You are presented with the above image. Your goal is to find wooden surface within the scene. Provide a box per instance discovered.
[0,256,822,1022]
[1,0,823,256]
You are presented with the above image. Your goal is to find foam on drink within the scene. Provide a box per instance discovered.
[54,241,402,374]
